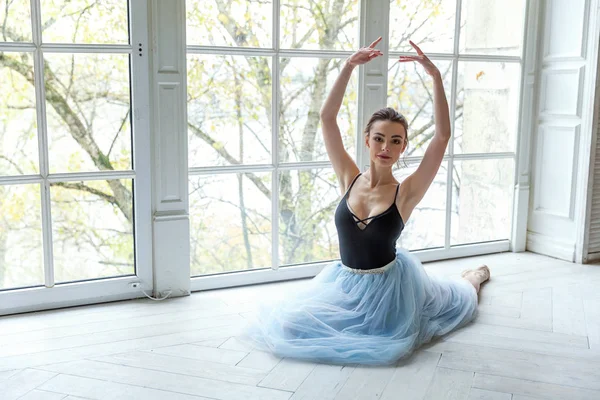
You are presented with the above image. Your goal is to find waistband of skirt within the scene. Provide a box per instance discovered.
[340,258,396,274]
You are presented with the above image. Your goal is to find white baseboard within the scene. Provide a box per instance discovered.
[0,277,147,316]
[526,231,576,262]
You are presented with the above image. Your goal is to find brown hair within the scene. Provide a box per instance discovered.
[364,107,409,168]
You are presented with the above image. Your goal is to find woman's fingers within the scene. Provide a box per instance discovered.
[398,55,420,62]
[368,36,383,48]
[409,40,424,55]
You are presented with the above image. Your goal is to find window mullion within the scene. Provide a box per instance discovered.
[357,0,390,170]
[30,0,55,288]
[129,0,153,288]
[271,0,280,270]
[445,0,463,250]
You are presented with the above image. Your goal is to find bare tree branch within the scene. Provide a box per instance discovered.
[50,182,117,206]
[188,122,272,199]
[0,155,25,175]
[107,109,130,158]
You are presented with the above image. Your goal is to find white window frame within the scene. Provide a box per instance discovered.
[0,0,153,315]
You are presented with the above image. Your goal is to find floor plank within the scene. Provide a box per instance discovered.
[446,321,589,348]
[0,369,57,400]
[0,323,242,371]
[473,373,600,400]
[237,350,282,372]
[219,336,256,352]
[423,367,473,400]
[146,343,248,365]
[194,337,228,348]
[443,331,600,360]
[333,365,396,400]
[0,369,20,380]
[258,358,316,392]
[476,304,521,318]
[0,302,239,346]
[552,283,588,336]
[380,351,441,400]
[0,297,227,336]
[467,388,511,400]
[18,389,69,400]
[0,314,243,358]
[94,351,267,385]
[36,360,292,400]
[38,373,212,400]
[290,364,355,400]
[519,288,553,331]
[436,342,600,391]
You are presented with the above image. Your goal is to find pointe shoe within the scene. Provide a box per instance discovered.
[461,265,490,282]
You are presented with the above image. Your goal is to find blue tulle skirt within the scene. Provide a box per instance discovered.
[242,248,478,365]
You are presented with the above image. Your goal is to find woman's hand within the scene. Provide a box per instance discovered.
[346,37,384,67]
[398,40,440,77]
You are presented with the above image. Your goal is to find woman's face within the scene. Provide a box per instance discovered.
[365,120,407,166]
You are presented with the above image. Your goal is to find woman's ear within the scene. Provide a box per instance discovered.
[365,134,370,148]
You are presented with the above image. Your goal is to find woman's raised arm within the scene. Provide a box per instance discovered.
[320,37,383,193]
[398,41,451,213]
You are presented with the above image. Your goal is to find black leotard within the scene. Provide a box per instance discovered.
[334,173,405,270]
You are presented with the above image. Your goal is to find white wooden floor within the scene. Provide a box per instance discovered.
[2,251,600,400]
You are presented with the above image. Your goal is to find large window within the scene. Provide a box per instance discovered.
[0,0,150,305]
[187,0,359,275]
[187,0,526,275]
[388,0,524,251]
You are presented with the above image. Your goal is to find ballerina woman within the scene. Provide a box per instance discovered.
[243,38,490,365]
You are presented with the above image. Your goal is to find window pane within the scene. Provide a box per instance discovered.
[188,55,272,167]
[279,168,339,266]
[280,0,358,51]
[0,184,44,290]
[454,61,520,154]
[387,59,452,157]
[40,0,128,44]
[186,0,272,48]
[51,179,134,283]
[0,0,32,42]
[460,0,525,56]
[451,159,513,245]
[280,58,357,163]
[44,53,132,173]
[394,163,446,250]
[189,173,272,275]
[389,0,456,53]
[0,52,39,175]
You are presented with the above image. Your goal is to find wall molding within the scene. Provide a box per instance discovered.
[539,66,585,118]
[542,0,589,62]
[532,124,580,219]
[526,231,575,261]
